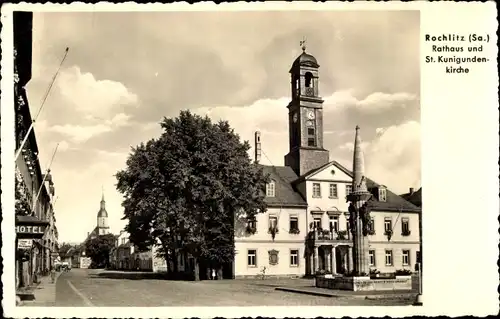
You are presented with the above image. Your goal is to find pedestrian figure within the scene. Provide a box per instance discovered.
[211,268,216,280]
[50,267,56,283]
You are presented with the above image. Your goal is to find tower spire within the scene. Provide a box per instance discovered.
[101,185,105,202]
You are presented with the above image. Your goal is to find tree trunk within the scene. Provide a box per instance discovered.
[193,257,200,281]
[172,250,179,274]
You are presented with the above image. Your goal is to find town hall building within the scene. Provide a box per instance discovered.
[234,45,421,278]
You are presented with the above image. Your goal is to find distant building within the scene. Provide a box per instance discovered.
[110,230,167,272]
[234,46,421,278]
[400,187,422,208]
[85,191,110,242]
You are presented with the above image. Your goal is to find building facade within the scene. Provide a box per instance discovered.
[110,230,167,272]
[14,11,59,289]
[234,46,421,278]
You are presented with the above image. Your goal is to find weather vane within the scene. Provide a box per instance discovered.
[300,36,307,52]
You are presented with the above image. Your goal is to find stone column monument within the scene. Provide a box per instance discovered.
[346,126,372,276]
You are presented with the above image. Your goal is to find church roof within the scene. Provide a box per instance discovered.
[260,165,307,208]
[97,207,108,217]
[291,51,320,71]
[98,192,108,217]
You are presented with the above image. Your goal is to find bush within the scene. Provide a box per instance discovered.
[395,269,412,276]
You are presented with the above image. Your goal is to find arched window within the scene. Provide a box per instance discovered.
[266,180,276,197]
[305,72,313,88]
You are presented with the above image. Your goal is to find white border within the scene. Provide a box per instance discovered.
[1,1,498,318]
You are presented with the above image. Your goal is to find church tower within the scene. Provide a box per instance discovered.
[97,189,109,235]
[284,41,330,176]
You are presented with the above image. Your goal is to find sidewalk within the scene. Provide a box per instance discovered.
[18,271,62,307]
[275,286,417,300]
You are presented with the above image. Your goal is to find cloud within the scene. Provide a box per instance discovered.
[338,141,369,152]
[57,66,139,117]
[364,121,421,193]
[325,90,418,114]
[47,113,132,143]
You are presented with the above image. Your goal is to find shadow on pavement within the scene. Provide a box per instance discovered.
[89,270,196,281]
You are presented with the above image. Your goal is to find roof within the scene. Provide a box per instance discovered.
[97,207,108,218]
[294,160,421,213]
[260,165,307,208]
[290,51,319,71]
[400,188,422,208]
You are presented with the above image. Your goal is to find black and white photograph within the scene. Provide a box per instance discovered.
[1,2,497,318]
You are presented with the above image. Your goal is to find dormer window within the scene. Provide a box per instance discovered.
[266,180,276,197]
[378,186,387,202]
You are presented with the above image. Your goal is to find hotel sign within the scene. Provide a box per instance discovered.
[16,225,47,238]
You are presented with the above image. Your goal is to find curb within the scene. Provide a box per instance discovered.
[275,287,337,298]
[275,287,416,300]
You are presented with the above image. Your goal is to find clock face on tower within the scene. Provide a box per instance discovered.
[307,110,315,120]
[292,112,298,123]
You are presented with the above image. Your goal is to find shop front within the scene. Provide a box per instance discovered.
[15,215,49,289]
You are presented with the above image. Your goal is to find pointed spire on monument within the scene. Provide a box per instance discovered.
[352,125,368,193]
[101,185,105,202]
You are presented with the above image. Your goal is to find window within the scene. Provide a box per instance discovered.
[369,250,376,266]
[329,183,338,198]
[370,217,375,233]
[329,215,339,232]
[247,218,257,231]
[266,181,276,197]
[402,218,410,234]
[402,250,410,266]
[416,251,421,263]
[312,183,321,197]
[313,217,322,229]
[346,184,353,196]
[384,218,392,233]
[290,249,299,266]
[247,250,257,267]
[269,216,278,229]
[305,72,313,87]
[379,187,387,202]
[307,125,316,147]
[289,216,299,231]
[385,250,393,266]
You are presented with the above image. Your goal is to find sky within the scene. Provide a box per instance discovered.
[25,10,421,244]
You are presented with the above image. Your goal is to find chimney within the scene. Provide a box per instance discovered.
[409,187,415,195]
[254,131,261,163]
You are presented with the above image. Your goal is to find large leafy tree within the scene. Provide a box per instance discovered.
[116,111,268,280]
[84,234,116,268]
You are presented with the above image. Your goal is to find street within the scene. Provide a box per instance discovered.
[53,269,415,306]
